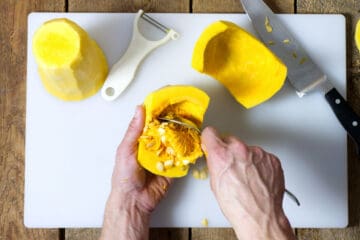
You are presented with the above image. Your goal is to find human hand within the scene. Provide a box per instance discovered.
[201,127,295,240]
[110,105,172,213]
[100,105,172,240]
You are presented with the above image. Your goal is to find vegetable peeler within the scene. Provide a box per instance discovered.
[101,9,179,101]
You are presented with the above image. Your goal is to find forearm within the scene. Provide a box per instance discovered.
[100,192,150,240]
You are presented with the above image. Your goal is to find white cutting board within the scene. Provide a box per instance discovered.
[25,12,347,228]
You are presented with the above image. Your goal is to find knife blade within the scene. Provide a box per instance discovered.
[240,0,360,154]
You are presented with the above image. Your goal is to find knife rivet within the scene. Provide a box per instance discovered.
[335,99,341,104]
[352,121,358,127]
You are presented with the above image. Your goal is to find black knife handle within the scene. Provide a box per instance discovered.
[325,88,360,155]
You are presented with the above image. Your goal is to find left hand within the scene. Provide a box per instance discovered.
[101,105,172,240]
[110,105,173,214]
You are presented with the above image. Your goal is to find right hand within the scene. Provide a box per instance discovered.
[201,126,296,240]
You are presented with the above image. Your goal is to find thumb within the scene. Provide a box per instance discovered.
[114,105,146,189]
[120,105,145,150]
[201,126,227,169]
[117,105,145,159]
[201,126,225,152]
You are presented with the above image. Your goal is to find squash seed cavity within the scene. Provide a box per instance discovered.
[140,111,202,173]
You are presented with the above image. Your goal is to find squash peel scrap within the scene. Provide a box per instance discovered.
[138,86,210,178]
[192,21,287,109]
[33,18,108,101]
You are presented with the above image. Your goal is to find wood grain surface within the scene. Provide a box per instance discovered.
[191,228,238,240]
[0,1,63,240]
[192,0,294,13]
[68,0,189,12]
[1,0,359,240]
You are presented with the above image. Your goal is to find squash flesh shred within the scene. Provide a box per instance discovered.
[192,21,287,109]
[138,86,210,178]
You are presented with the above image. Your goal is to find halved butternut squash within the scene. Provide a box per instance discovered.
[138,85,210,178]
[192,21,287,108]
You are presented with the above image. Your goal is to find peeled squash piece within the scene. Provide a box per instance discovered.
[33,18,108,101]
[192,21,287,109]
[356,20,360,52]
[138,85,210,178]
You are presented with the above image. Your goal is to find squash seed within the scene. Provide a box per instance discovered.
[199,170,208,180]
[201,218,209,227]
[283,39,290,44]
[156,161,164,172]
[164,159,174,168]
[158,127,165,135]
[182,159,190,165]
[192,169,200,179]
[166,147,175,156]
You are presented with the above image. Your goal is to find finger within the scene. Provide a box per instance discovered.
[201,126,227,170]
[113,106,146,189]
[117,105,145,159]
[156,176,173,193]
[201,126,226,153]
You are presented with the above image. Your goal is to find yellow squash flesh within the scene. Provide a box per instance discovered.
[138,85,210,178]
[33,18,108,101]
[192,21,287,109]
[356,19,360,52]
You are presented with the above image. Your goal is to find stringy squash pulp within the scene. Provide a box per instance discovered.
[138,86,210,178]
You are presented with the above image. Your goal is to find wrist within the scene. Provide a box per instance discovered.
[100,191,150,240]
[233,210,296,240]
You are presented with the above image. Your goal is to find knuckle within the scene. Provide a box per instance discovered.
[250,146,264,155]
[271,154,283,171]
[250,146,262,163]
[211,144,227,158]
[227,137,247,152]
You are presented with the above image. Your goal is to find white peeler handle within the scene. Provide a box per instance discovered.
[101,10,179,101]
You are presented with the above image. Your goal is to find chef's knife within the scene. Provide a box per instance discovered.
[240,0,360,154]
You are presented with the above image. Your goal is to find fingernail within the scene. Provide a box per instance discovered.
[201,143,208,157]
[205,126,221,138]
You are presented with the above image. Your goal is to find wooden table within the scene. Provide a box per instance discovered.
[1,0,360,239]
